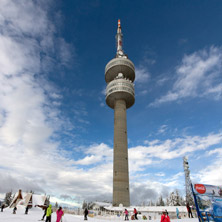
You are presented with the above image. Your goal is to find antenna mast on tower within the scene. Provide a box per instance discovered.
[183,156,194,205]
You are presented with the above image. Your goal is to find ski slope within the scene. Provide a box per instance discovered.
[0,207,199,222]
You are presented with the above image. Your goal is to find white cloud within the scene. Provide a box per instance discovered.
[74,155,102,165]
[0,0,78,200]
[208,148,222,156]
[156,76,169,86]
[150,46,222,106]
[0,1,61,155]
[73,143,113,165]
[129,132,222,173]
[144,139,160,146]
[155,173,165,177]
[193,147,222,185]
[158,125,168,134]
[135,66,150,83]
[204,83,222,100]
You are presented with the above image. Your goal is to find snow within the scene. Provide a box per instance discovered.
[0,207,199,222]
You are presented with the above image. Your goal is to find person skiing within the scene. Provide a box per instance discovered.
[186,203,193,218]
[134,208,138,220]
[56,206,64,222]
[124,209,129,220]
[1,204,4,212]
[25,205,29,214]
[41,205,47,221]
[45,204,53,222]
[13,206,17,214]
[84,208,88,220]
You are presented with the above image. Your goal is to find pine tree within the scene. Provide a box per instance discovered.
[45,195,50,206]
[168,190,185,206]
[156,195,165,206]
[149,200,154,206]
[88,201,93,210]
[179,196,185,206]
[4,191,12,206]
[55,202,58,209]
[159,195,165,206]
[82,200,87,209]
[166,196,170,206]
[168,191,176,206]
[175,190,181,206]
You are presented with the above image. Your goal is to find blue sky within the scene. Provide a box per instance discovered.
[0,0,221,206]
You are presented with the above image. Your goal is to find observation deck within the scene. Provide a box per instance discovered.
[105,57,135,83]
[106,74,135,109]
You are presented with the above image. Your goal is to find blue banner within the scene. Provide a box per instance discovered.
[192,184,222,222]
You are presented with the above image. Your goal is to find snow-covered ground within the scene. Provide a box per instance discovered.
[0,207,199,222]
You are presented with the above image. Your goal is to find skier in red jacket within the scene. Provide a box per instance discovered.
[134,208,138,220]
[161,210,170,222]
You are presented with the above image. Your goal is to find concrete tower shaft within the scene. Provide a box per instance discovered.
[113,99,130,206]
[105,20,135,207]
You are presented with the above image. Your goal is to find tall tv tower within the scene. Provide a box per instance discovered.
[105,20,135,207]
[183,157,194,205]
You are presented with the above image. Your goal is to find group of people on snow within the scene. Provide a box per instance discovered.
[42,204,64,222]
[124,208,171,222]
[123,203,193,221]
[1,202,194,221]
[124,208,138,220]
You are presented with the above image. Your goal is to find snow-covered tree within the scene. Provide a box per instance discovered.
[179,196,185,206]
[168,191,176,206]
[55,202,58,209]
[156,195,165,206]
[159,195,165,206]
[168,190,185,206]
[88,201,94,210]
[166,196,170,206]
[45,195,50,206]
[149,200,155,206]
[82,200,87,209]
[175,190,181,206]
[4,191,12,206]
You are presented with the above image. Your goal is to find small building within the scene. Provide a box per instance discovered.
[91,202,111,211]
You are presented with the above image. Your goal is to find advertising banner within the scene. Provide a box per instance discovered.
[192,184,222,222]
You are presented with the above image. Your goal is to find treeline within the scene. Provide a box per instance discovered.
[81,189,186,208]
[155,190,186,206]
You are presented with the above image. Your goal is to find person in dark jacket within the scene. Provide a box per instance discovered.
[13,206,17,214]
[186,203,193,218]
[25,205,29,214]
[1,204,5,212]
[41,206,47,221]
[84,208,88,220]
